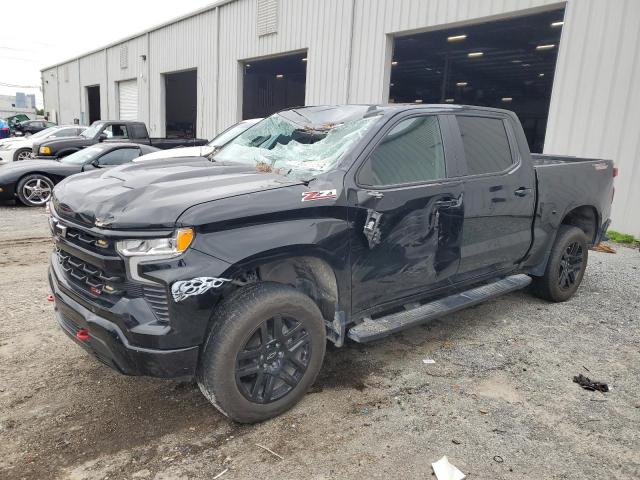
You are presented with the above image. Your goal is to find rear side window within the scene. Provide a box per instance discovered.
[98,147,140,165]
[359,115,446,186]
[130,124,147,139]
[457,116,513,175]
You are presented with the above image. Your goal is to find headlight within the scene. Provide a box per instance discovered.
[40,146,52,155]
[116,228,194,258]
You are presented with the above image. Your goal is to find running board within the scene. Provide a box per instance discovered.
[347,274,532,343]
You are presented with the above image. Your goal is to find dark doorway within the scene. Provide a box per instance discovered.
[242,52,307,120]
[390,8,565,153]
[87,86,101,124]
[165,69,197,138]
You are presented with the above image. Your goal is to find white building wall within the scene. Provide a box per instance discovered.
[545,0,640,237]
[216,0,354,131]
[41,0,640,235]
[148,9,218,138]
[41,68,59,122]
[78,50,108,123]
[55,60,81,125]
[105,35,149,123]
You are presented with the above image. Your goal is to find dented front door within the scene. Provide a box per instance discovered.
[347,114,464,315]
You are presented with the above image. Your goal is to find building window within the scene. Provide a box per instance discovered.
[256,0,278,36]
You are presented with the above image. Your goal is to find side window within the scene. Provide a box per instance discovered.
[103,124,129,139]
[98,148,139,165]
[359,115,446,186]
[131,124,147,139]
[52,128,76,138]
[457,116,513,175]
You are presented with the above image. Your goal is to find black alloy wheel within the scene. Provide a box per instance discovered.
[235,315,311,404]
[558,241,584,290]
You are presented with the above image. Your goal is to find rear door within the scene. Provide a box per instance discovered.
[348,113,465,314]
[452,113,535,278]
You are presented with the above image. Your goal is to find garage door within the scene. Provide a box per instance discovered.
[118,79,138,121]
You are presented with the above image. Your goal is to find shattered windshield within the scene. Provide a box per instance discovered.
[213,106,382,178]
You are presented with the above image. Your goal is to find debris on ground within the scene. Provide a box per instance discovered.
[573,373,610,392]
[592,243,616,254]
[255,443,284,460]
[212,468,228,479]
[422,358,436,364]
[493,455,504,463]
[432,456,466,480]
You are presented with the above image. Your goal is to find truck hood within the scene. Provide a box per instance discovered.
[52,158,303,229]
[134,145,214,162]
[36,136,92,152]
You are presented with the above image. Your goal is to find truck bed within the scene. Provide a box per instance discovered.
[531,153,609,166]
[529,153,614,257]
[149,137,208,150]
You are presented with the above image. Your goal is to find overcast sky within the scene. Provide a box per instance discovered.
[0,0,216,107]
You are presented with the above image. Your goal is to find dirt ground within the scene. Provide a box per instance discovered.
[0,203,638,480]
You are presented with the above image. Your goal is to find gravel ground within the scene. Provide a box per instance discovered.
[0,203,638,480]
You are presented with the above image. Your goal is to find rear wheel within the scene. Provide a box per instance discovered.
[531,225,588,302]
[197,282,326,423]
[13,148,32,162]
[16,174,54,207]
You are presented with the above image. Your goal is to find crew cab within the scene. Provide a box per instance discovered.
[33,120,207,159]
[47,104,615,423]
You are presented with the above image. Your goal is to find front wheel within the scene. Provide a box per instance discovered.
[16,174,54,207]
[13,148,32,162]
[197,282,326,423]
[531,225,588,302]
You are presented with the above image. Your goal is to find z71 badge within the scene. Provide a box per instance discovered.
[301,189,337,202]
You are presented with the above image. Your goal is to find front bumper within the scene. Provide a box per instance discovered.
[49,265,199,378]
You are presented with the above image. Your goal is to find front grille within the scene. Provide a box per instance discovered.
[55,248,170,323]
[56,248,137,300]
[64,226,116,255]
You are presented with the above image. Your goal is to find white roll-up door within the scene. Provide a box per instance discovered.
[118,79,138,121]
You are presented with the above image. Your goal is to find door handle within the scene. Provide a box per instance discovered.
[434,193,463,209]
[514,187,532,197]
[364,190,384,199]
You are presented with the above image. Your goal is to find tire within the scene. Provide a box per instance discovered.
[13,148,32,162]
[16,174,54,207]
[531,225,588,302]
[197,282,326,423]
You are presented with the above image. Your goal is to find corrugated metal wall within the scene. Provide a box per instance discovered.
[41,0,640,235]
[148,9,218,138]
[545,0,640,236]
[78,51,108,122]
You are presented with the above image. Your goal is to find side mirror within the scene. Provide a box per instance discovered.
[98,133,107,142]
[91,159,102,168]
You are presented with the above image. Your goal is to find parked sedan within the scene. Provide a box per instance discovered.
[0,143,158,207]
[14,119,57,136]
[0,125,87,164]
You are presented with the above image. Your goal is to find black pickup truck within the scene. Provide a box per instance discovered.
[33,120,207,159]
[47,104,615,423]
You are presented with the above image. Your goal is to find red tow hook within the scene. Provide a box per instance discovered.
[47,294,54,302]
[76,328,90,342]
